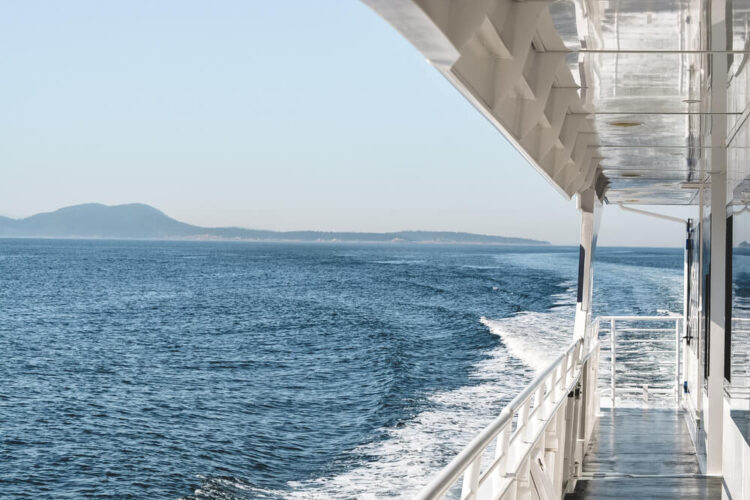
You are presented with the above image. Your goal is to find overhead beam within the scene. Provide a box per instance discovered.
[544,49,750,54]
[568,112,741,116]
[594,145,720,148]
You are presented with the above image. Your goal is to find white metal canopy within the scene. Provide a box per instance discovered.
[362,0,749,206]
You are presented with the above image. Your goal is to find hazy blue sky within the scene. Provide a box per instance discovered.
[0,1,690,246]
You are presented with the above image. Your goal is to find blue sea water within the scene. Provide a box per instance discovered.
[0,240,683,499]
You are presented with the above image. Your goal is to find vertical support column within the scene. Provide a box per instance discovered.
[707,0,727,476]
[697,189,705,417]
[611,318,616,408]
[683,220,692,403]
[676,319,681,404]
[574,189,602,341]
[684,221,691,340]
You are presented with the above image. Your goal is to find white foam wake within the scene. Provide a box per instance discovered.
[190,288,578,499]
[483,279,576,373]
[280,307,575,498]
[479,312,571,373]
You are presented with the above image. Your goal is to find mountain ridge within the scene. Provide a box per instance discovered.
[0,203,550,245]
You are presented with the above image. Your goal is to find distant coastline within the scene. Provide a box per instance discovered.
[0,203,549,246]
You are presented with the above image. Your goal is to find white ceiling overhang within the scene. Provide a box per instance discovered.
[362,0,734,206]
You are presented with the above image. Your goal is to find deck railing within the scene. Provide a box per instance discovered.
[415,314,684,499]
[415,337,600,500]
[592,315,682,406]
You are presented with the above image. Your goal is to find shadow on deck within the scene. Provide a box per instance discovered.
[565,408,723,499]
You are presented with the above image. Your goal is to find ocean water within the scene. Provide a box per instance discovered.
[0,240,683,499]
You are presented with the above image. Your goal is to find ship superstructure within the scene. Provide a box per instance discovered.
[363,1,750,498]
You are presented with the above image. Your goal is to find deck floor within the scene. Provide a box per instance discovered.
[565,408,722,499]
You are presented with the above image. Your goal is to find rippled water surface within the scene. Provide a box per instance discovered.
[0,240,682,498]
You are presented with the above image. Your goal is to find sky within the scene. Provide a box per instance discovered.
[0,1,691,246]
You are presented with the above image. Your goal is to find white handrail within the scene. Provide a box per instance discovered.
[415,337,592,500]
[597,315,682,321]
[414,314,683,500]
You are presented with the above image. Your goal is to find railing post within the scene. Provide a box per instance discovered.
[558,356,569,400]
[610,318,616,408]
[562,386,577,488]
[578,357,589,453]
[460,457,481,500]
[548,369,558,408]
[552,400,567,493]
[518,399,531,443]
[493,425,511,496]
[531,385,545,441]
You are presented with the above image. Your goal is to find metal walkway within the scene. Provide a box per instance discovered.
[566,408,722,499]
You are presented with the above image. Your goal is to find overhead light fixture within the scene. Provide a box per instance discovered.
[608,120,643,127]
[621,172,641,178]
[624,199,640,203]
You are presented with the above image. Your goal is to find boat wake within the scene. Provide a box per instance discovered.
[189,300,576,499]
[479,311,571,373]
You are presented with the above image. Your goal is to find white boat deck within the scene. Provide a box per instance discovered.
[566,408,722,499]
[406,316,749,499]
[360,2,750,497]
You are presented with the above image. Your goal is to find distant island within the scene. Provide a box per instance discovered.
[0,203,549,245]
